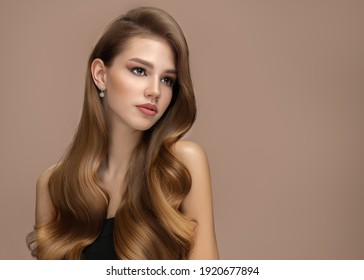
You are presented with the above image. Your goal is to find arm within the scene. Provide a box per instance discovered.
[35,165,56,227]
[174,140,219,259]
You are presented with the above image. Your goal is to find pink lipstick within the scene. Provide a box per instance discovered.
[136,103,158,116]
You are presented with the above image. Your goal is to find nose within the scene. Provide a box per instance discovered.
[144,77,161,101]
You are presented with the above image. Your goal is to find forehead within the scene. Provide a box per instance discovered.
[114,36,176,70]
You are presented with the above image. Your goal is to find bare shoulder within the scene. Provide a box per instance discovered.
[173,140,219,259]
[173,140,209,169]
[36,165,56,188]
[35,165,57,226]
[172,140,210,195]
[36,165,57,195]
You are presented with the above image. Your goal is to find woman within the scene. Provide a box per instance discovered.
[27,6,218,260]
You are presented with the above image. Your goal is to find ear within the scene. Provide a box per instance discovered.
[91,58,107,90]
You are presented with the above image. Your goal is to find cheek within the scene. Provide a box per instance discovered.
[160,92,173,112]
[107,70,138,96]
[108,78,127,96]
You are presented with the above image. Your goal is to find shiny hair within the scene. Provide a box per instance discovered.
[27,6,197,259]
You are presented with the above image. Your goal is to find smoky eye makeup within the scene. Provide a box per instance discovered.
[126,61,176,87]
[161,77,176,87]
[130,66,146,76]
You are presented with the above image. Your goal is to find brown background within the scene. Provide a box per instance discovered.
[1,0,363,259]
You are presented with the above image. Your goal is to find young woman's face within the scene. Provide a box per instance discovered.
[103,36,176,132]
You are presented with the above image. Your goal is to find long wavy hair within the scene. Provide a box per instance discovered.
[27,7,197,259]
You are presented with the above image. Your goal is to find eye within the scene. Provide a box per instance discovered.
[161,77,175,87]
[131,67,146,76]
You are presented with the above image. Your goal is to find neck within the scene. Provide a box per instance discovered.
[98,119,142,183]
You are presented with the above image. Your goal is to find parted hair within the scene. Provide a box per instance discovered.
[27,6,197,259]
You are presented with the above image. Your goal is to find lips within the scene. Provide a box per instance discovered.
[136,103,158,116]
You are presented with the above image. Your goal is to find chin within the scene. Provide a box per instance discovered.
[131,121,157,131]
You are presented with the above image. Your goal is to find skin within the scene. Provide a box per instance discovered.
[35,36,219,259]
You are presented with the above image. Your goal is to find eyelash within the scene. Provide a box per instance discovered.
[131,67,176,87]
[131,67,146,76]
[161,77,175,87]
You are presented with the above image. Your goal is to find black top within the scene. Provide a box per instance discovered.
[82,218,118,260]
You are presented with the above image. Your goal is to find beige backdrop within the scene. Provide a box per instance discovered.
[1,0,363,259]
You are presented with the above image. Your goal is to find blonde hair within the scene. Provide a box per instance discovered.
[27,7,197,259]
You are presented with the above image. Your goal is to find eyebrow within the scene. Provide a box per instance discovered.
[128,58,177,75]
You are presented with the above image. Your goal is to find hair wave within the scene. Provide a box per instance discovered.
[27,7,197,259]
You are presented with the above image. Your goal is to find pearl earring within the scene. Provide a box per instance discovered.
[99,86,105,98]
